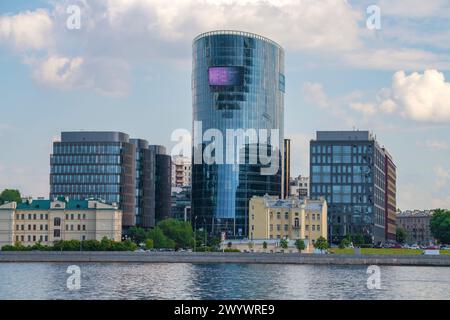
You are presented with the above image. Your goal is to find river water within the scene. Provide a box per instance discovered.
[0,263,449,300]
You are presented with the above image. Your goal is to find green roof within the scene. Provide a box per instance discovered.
[16,199,90,211]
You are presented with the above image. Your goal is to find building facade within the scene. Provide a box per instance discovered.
[192,30,285,238]
[283,138,291,198]
[290,175,309,199]
[50,132,171,230]
[171,186,192,222]
[0,198,122,247]
[171,155,192,187]
[396,210,435,245]
[249,195,327,248]
[384,150,397,241]
[150,145,172,223]
[50,131,135,227]
[309,131,395,244]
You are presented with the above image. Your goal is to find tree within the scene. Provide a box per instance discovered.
[157,219,194,248]
[352,234,365,247]
[0,189,22,205]
[294,239,306,253]
[279,238,288,249]
[314,236,329,251]
[128,227,148,244]
[145,239,154,250]
[147,227,175,249]
[339,238,351,249]
[262,241,268,251]
[396,227,408,244]
[430,209,450,244]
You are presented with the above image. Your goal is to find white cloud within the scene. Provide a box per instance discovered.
[286,132,314,177]
[378,0,449,18]
[349,102,376,117]
[0,9,53,51]
[418,140,449,151]
[435,166,450,189]
[301,82,331,108]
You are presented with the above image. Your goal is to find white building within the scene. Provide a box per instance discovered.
[171,155,192,187]
[289,175,309,199]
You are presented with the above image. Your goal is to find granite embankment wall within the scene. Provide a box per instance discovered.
[1,251,450,266]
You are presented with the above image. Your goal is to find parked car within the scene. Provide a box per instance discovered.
[410,244,420,250]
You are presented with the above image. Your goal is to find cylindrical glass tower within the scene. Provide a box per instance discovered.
[192,30,285,238]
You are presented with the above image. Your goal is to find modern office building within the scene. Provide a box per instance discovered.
[192,30,285,237]
[171,186,191,222]
[384,150,397,241]
[396,210,435,245]
[50,132,171,230]
[0,198,122,247]
[309,131,395,244]
[130,139,155,228]
[283,139,291,198]
[290,175,309,199]
[249,195,327,249]
[171,155,192,187]
[50,131,136,228]
[150,145,172,223]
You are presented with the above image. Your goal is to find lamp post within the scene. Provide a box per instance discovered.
[194,216,198,252]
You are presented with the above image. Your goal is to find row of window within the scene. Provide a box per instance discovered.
[52,155,121,165]
[311,155,373,165]
[65,224,87,231]
[16,214,49,220]
[311,145,373,155]
[16,224,48,231]
[51,184,120,194]
[311,174,373,184]
[54,144,121,155]
[51,165,122,174]
[265,224,322,231]
[52,174,121,184]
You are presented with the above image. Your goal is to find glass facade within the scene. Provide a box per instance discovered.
[50,132,136,227]
[309,131,388,244]
[192,31,285,237]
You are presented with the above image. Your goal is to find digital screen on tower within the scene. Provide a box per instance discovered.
[208,66,244,86]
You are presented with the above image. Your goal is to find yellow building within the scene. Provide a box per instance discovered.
[0,198,122,247]
[249,195,327,247]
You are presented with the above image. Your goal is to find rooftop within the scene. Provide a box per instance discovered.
[193,30,283,51]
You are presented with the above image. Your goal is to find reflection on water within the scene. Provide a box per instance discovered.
[0,263,449,300]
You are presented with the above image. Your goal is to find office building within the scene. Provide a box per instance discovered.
[192,30,285,237]
[290,175,309,199]
[130,139,155,228]
[384,150,397,241]
[172,155,192,187]
[171,186,191,222]
[309,131,396,244]
[249,195,327,250]
[396,210,435,245]
[50,131,136,227]
[150,145,172,223]
[50,132,171,230]
[283,139,291,198]
[0,198,122,247]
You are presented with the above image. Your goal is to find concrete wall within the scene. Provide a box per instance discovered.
[1,252,450,266]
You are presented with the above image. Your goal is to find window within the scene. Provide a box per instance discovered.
[277,213,281,220]
[317,225,321,231]
[284,224,289,231]
[54,217,61,226]
[294,218,299,227]
[284,213,289,220]
[277,224,281,231]
[82,225,86,231]
[54,229,61,237]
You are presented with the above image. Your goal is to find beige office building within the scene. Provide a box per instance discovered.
[249,195,327,246]
[0,198,122,247]
[171,155,192,187]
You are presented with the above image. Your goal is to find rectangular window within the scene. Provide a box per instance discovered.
[54,229,60,238]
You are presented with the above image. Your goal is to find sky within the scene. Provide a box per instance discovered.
[0,0,449,210]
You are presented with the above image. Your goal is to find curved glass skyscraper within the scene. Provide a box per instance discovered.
[192,30,285,238]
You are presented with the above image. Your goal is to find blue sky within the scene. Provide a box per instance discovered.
[0,0,449,210]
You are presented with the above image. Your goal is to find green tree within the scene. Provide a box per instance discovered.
[295,239,306,253]
[157,219,194,248]
[314,236,329,251]
[147,227,175,249]
[430,209,450,244]
[352,234,365,247]
[0,189,22,205]
[396,227,408,244]
[128,226,148,244]
[279,238,288,249]
[145,239,154,250]
[339,238,351,249]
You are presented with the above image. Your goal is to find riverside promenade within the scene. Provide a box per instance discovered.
[1,251,450,266]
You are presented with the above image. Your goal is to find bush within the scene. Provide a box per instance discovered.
[145,239,154,250]
[223,248,240,252]
[147,227,176,249]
